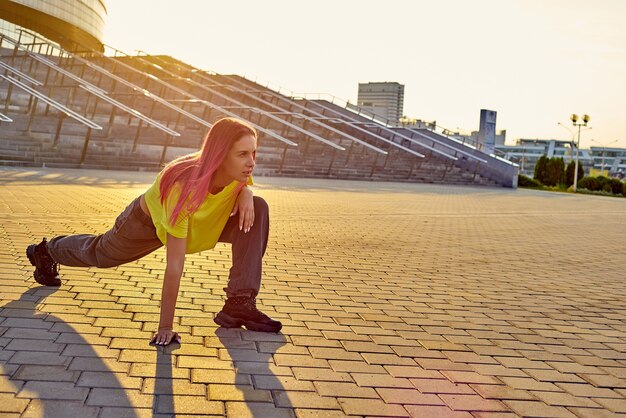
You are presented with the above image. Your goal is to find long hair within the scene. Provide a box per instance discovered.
[159,117,256,226]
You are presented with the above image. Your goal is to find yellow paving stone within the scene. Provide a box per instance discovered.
[531,390,602,408]
[337,397,409,416]
[470,364,529,378]
[504,400,578,417]
[469,384,535,401]
[524,368,586,383]
[155,395,224,415]
[499,377,562,392]
[142,378,206,395]
[580,373,626,388]
[191,369,251,385]
[566,407,620,418]
[227,401,295,418]
[410,378,476,395]
[352,373,414,389]
[376,387,444,405]
[440,394,509,412]
[208,383,272,402]
[404,405,473,418]
[591,397,626,413]
[441,370,500,385]
[292,367,352,382]
[295,410,348,418]
[556,383,622,399]
[274,390,340,409]
[384,365,443,379]
[314,381,378,398]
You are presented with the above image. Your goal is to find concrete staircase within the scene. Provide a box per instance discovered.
[0,47,516,187]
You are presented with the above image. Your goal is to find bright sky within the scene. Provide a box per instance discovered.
[104,0,626,148]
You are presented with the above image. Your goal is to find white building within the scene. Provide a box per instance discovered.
[495,139,626,178]
[357,82,404,126]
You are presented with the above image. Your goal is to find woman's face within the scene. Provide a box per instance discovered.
[219,134,257,183]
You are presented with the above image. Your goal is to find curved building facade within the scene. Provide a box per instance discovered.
[0,0,107,51]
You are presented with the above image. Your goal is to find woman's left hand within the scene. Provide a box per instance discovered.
[231,187,255,233]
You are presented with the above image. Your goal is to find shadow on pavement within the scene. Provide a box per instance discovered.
[0,287,138,418]
[216,327,293,418]
[150,342,185,416]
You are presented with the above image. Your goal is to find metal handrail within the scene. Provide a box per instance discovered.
[405,129,487,163]
[97,45,297,147]
[241,80,397,128]
[207,74,427,158]
[304,100,429,158]
[279,84,496,160]
[79,85,179,136]
[0,74,102,130]
[0,61,42,86]
[1,34,182,137]
[430,123,517,166]
[132,55,344,151]
[61,52,213,129]
[0,111,13,122]
[174,71,387,156]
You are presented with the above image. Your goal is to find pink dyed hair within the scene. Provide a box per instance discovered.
[159,117,257,226]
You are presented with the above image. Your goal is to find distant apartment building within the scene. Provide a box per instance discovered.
[357,82,404,126]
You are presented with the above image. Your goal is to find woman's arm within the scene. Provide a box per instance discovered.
[151,233,186,345]
[230,186,255,233]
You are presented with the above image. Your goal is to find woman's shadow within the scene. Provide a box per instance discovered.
[0,287,138,418]
[215,327,293,417]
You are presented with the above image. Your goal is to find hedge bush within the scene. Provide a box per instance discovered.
[577,176,626,196]
[518,175,543,188]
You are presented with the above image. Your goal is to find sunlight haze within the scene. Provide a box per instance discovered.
[104,0,626,148]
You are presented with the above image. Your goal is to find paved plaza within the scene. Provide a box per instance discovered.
[0,166,625,418]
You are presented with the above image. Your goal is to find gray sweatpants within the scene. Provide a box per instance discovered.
[46,195,269,298]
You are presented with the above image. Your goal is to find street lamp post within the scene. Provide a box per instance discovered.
[570,114,590,192]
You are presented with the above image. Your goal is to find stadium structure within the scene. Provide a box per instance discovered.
[0,0,519,187]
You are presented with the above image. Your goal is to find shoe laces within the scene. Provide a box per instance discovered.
[39,238,60,276]
[230,297,266,316]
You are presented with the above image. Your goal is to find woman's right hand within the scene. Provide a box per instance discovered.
[150,328,181,346]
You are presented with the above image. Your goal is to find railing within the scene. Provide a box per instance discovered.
[430,124,518,166]
[0,74,102,130]
[236,74,521,165]
[219,75,433,159]
[0,60,42,85]
[183,72,387,156]
[0,111,13,122]
[1,34,182,137]
[131,54,344,151]
[97,45,297,148]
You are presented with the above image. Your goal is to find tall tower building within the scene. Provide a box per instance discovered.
[357,82,404,126]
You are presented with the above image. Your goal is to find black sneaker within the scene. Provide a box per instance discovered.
[26,238,61,286]
[214,296,282,333]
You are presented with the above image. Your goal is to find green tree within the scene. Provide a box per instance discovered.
[534,155,548,184]
[565,160,585,187]
[544,157,565,186]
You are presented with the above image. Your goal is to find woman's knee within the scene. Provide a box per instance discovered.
[253,196,269,217]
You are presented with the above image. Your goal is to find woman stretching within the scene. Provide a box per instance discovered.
[26,117,282,346]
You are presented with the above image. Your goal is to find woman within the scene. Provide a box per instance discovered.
[26,117,282,346]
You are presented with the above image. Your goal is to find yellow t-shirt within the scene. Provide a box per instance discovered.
[144,174,252,254]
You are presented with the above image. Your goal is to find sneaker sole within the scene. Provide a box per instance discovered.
[26,245,61,287]
[213,311,282,333]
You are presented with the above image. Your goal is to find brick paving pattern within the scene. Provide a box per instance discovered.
[0,167,625,418]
